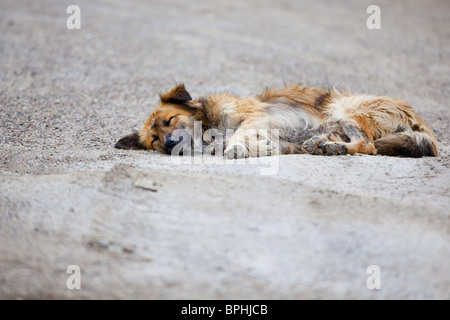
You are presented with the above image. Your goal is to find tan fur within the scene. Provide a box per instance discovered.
[139,103,194,152]
[115,83,438,158]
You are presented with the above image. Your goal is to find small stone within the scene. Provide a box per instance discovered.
[134,179,158,192]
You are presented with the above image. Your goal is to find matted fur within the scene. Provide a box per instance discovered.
[115,83,438,158]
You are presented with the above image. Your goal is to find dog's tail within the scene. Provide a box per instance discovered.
[374,128,438,157]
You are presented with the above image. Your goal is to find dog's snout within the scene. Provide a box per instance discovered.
[164,135,183,150]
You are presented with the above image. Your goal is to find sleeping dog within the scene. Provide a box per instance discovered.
[115,83,438,158]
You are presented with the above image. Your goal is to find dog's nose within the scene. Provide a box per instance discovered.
[164,135,182,150]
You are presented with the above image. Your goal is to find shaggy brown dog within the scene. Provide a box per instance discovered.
[115,83,438,158]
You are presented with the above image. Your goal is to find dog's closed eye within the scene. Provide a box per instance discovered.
[151,135,159,144]
[164,116,176,126]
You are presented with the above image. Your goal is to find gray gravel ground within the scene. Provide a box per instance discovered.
[0,0,449,299]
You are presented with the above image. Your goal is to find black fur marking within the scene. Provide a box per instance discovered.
[314,91,330,110]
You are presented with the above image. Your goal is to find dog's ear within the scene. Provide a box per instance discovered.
[115,132,147,150]
[160,83,192,104]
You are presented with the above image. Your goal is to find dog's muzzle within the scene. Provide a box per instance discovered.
[164,134,183,151]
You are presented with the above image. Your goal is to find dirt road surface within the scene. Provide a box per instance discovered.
[1,0,449,299]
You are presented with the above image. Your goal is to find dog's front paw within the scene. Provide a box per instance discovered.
[323,141,347,155]
[302,136,347,156]
[224,143,248,159]
[302,136,324,155]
